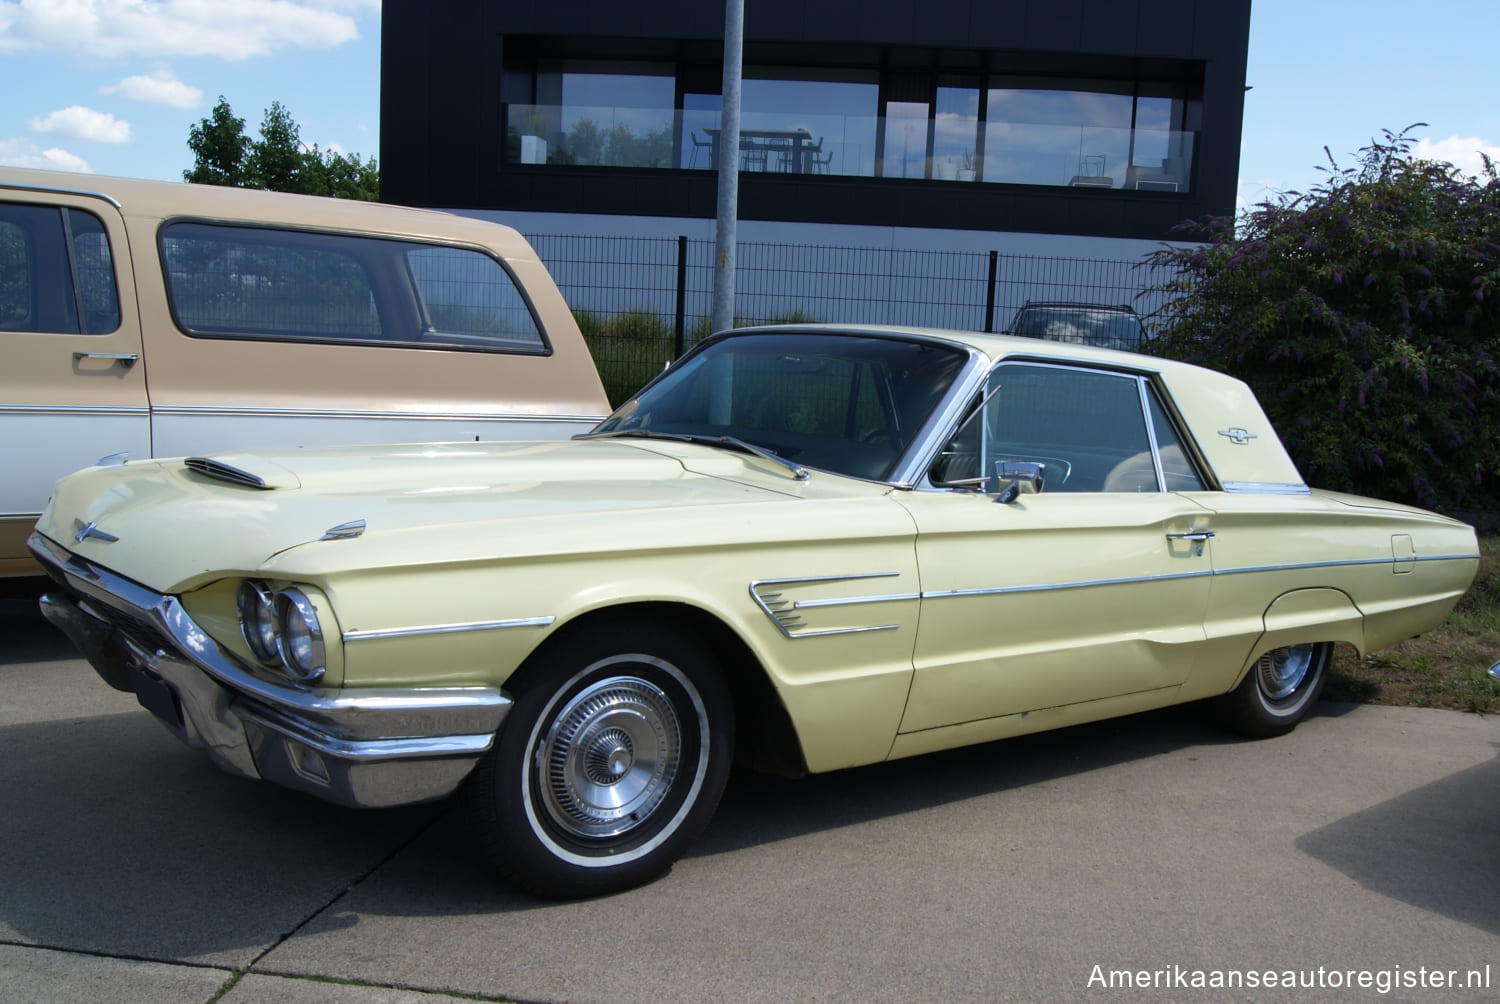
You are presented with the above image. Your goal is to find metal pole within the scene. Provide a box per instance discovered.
[710,0,744,337]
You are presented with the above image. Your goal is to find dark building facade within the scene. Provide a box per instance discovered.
[381,0,1250,248]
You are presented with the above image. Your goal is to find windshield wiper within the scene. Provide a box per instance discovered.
[582,429,809,480]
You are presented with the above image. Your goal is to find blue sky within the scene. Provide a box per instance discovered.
[1,0,1496,213]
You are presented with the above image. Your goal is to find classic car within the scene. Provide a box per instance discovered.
[29,324,1479,898]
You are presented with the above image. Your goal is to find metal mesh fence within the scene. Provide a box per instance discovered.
[523,232,1177,404]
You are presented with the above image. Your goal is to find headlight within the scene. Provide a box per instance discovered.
[236,580,279,662]
[274,588,326,682]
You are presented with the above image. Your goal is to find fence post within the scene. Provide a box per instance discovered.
[984,250,998,333]
[674,235,688,358]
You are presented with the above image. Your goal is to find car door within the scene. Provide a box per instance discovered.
[0,194,148,574]
[894,360,1215,733]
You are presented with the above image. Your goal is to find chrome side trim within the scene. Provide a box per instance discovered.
[923,567,1215,600]
[750,572,912,639]
[920,552,1481,602]
[0,404,149,417]
[151,404,605,423]
[1220,481,1312,495]
[343,616,555,642]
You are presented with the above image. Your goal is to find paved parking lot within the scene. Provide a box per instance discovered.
[2,588,1498,1003]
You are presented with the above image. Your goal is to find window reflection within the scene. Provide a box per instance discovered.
[505,63,1194,192]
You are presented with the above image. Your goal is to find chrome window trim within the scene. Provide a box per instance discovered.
[884,344,994,488]
[343,616,555,642]
[1221,481,1311,495]
[0,181,121,209]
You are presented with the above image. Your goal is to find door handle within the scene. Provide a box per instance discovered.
[73,351,139,369]
[1166,530,1215,555]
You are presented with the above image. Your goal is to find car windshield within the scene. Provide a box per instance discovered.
[1011,306,1143,350]
[586,331,969,481]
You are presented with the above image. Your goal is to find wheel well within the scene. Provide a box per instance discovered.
[526,603,808,778]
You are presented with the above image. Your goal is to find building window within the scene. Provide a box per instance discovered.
[981,80,1193,191]
[503,54,1194,192]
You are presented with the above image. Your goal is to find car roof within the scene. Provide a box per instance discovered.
[0,165,539,259]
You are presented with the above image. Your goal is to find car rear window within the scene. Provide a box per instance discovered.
[159,222,549,354]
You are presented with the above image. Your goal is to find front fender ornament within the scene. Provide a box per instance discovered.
[73,519,119,544]
[320,519,367,541]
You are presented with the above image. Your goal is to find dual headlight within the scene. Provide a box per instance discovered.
[236,580,326,682]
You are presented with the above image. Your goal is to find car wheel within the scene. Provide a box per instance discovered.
[1216,641,1331,738]
[465,623,733,899]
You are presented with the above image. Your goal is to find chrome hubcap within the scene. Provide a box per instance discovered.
[1256,644,1314,702]
[537,676,681,840]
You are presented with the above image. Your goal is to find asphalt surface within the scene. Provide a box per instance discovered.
[3,587,1499,1003]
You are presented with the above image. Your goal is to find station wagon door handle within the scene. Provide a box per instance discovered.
[73,351,140,369]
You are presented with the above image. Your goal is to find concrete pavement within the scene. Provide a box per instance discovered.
[2,589,1498,1003]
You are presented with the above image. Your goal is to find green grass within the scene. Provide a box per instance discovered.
[1325,536,1500,713]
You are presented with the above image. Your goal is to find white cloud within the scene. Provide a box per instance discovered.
[0,137,92,172]
[28,105,132,144]
[0,0,379,61]
[101,67,203,108]
[1413,135,1500,179]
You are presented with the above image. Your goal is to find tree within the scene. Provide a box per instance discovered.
[1144,126,1500,516]
[184,97,380,201]
[184,96,251,187]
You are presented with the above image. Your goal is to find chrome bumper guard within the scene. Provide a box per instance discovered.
[28,531,511,809]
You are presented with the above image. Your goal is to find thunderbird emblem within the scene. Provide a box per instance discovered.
[73,519,119,544]
[1218,427,1258,446]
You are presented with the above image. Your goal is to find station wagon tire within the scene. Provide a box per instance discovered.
[464,624,734,899]
[1217,642,1332,738]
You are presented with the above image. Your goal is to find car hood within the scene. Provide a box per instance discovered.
[37,438,898,591]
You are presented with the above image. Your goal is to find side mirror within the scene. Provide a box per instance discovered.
[995,461,1045,503]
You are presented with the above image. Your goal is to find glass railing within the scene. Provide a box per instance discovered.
[504,104,1195,193]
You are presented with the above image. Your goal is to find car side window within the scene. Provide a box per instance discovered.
[159,222,548,354]
[0,202,121,335]
[935,361,1193,494]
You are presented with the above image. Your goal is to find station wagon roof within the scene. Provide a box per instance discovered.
[0,165,538,258]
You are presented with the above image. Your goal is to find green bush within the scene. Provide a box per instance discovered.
[1144,127,1500,515]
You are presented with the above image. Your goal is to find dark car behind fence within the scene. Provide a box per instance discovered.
[524,232,1177,407]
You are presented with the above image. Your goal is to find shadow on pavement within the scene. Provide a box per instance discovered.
[1296,748,1500,936]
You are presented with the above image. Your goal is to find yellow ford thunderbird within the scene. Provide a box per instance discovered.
[29,325,1479,898]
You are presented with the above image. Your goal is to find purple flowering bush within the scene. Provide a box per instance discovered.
[1144,127,1500,517]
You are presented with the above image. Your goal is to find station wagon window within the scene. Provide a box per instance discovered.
[935,362,1202,493]
[159,222,548,354]
[0,202,120,335]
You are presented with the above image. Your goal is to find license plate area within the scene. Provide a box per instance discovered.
[130,665,185,728]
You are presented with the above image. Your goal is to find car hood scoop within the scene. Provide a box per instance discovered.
[183,455,300,490]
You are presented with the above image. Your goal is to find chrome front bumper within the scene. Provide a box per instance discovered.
[28,531,511,809]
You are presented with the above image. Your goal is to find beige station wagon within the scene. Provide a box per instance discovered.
[0,167,608,576]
